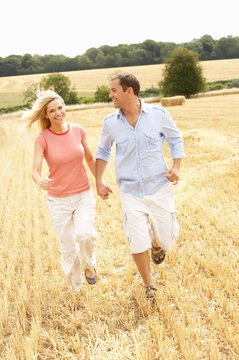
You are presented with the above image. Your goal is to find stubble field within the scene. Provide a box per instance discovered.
[0,92,238,359]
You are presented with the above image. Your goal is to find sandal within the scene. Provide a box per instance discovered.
[151,245,166,265]
[85,269,97,285]
[145,285,157,300]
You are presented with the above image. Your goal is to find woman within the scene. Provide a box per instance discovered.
[21,90,97,293]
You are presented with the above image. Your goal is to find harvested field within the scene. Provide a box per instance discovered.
[0,59,238,98]
[0,94,238,359]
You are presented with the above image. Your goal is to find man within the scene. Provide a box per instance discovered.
[95,73,185,300]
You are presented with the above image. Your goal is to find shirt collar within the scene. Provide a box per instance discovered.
[140,99,148,113]
[116,98,148,119]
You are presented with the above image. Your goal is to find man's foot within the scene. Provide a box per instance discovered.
[151,244,166,265]
[85,268,97,285]
[145,285,157,301]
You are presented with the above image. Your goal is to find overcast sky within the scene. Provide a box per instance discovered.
[1,0,238,58]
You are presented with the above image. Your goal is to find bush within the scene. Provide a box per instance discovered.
[65,90,79,105]
[78,96,95,104]
[0,104,30,114]
[207,82,225,91]
[40,73,79,105]
[94,85,111,103]
[159,47,206,98]
[139,86,161,98]
[23,73,80,106]
[23,83,39,105]
[229,79,239,88]
[207,78,239,91]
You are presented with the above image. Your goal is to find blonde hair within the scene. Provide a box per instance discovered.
[21,89,65,132]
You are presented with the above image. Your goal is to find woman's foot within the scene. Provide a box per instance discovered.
[85,268,97,285]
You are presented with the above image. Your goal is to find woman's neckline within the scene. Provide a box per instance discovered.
[48,123,70,135]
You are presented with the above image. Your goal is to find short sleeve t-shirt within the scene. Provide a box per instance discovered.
[36,123,90,197]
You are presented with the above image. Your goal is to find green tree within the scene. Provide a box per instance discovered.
[95,51,106,68]
[214,36,239,59]
[141,40,161,63]
[117,45,130,65]
[40,73,79,104]
[76,55,93,70]
[40,55,68,73]
[159,48,206,98]
[185,35,215,60]
[157,42,178,63]
[199,35,215,60]
[20,54,42,75]
[94,85,111,103]
[128,48,150,66]
[85,48,99,67]
[1,55,22,76]
[0,57,3,76]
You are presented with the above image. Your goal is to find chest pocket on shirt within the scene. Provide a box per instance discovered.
[144,131,162,150]
[116,136,128,154]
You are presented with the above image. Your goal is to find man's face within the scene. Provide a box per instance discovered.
[109,78,128,108]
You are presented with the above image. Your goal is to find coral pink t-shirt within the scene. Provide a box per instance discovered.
[36,123,90,197]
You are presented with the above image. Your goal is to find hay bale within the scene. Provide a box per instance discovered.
[160,96,186,107]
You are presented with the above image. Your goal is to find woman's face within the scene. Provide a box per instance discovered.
[46,98,65,127]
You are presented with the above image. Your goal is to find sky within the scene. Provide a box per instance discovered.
[1,0,238,58]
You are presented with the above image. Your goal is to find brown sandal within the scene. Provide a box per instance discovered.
[145,285,157,300]
[151,245,166,265]
[85,269,97,285]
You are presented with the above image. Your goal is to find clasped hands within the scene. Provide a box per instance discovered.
[96,180,113,200]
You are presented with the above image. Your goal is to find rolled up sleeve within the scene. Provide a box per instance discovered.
[162,110,186,159]
[95,121,114,162]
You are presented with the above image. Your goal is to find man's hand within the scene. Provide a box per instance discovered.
[165,158,181,185]
[165,168,179,185]
[95,159,112,199]
[96,180,113,200]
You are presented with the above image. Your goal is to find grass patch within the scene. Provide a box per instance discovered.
[207,78,239,91]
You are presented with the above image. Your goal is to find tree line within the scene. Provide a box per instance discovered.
[1,35,239,77]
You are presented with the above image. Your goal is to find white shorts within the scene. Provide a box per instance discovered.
[119,182,179,254]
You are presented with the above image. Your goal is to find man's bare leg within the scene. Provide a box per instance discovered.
[133,250,157,299]
[132,250,155,287]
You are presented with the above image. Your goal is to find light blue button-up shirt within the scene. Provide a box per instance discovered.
[96,100,186,197]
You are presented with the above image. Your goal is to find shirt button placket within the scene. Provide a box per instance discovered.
[134,130,142,197]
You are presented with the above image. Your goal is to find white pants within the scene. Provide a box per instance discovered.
[47,190,97,292]
[119,182,179,254]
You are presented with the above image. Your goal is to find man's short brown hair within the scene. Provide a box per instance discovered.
[111,72,140,96]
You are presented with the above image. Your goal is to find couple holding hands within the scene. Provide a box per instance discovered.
[22,72,185,301]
